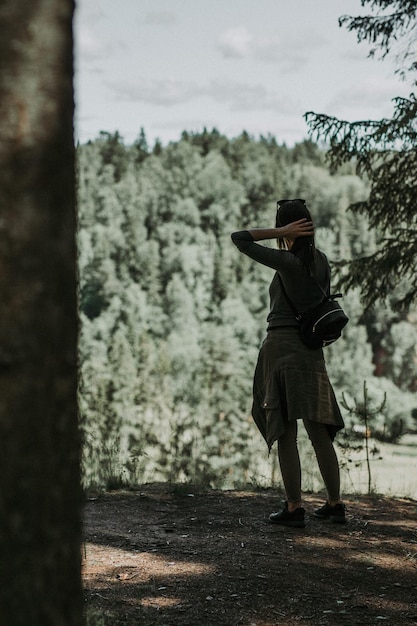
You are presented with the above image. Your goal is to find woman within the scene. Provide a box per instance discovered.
[231,199,345,528]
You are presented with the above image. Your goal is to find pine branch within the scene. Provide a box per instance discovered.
[339,1,417,72]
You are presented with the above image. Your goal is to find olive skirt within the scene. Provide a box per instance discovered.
[252,328,344,451]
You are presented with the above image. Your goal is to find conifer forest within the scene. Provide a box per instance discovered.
[77,129,417,490]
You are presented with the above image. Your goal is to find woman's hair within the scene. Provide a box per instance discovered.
[275,199,316,273]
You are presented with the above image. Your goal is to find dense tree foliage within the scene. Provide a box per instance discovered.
[77,129,417,489]
[306,0,417,309]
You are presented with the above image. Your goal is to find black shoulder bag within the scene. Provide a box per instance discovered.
[278,275,349,349]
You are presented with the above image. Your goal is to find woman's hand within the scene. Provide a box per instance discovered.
[278,218,314,239]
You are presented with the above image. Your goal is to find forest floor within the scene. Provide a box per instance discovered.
[83,484,417,626]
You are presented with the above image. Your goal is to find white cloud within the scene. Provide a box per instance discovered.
[218,26,254,58]
[106,74,299,117]
[209,78,296,113]
[74,2,108,63]
[75,3,106,27]
[77,27,104,63]
[217,25,320,72]
[328,76,409,117]
[106,77,205,106]
[76,20,127,65]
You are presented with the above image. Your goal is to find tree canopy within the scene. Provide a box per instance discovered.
[305,0,417,309]
[77,130,417,490]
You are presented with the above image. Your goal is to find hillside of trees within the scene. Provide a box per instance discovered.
[77,128,417,490]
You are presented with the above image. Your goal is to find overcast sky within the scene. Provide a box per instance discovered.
[74,0,409,147]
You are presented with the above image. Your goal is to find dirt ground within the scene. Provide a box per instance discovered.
[82,484,417,625]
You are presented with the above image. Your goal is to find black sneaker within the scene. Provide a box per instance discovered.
[269,502,306,528]
[314,502,346,524]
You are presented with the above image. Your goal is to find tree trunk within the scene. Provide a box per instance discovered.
[0,1,82,624]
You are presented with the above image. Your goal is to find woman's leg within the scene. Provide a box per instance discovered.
[277,419,302,510]
[303,419,341,504]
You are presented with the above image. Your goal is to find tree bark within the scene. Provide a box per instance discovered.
[0,1,82,624]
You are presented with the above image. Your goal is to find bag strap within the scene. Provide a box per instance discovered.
[311,274,329,300]
[310,273,342,301]
[277,272,342,322]
[277,275,302,321]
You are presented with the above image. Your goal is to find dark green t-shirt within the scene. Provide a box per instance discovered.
[231,230,330,329]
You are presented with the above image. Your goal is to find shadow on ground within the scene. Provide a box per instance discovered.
[83,484,417,625]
